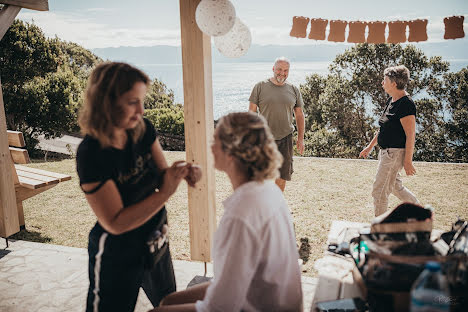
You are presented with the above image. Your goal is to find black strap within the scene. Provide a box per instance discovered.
[81,180,107,194]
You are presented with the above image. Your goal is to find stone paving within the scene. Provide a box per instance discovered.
[0,239,317,312]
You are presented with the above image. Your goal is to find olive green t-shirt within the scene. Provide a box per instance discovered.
[249,79,304,140]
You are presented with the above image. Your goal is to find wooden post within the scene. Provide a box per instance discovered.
[0,1,48,12]
[179,0,216,262]
[0,1,48,237]
[0,4,21,41]
[0,77,20,237]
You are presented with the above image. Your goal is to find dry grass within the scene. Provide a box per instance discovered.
[11,152,468,277]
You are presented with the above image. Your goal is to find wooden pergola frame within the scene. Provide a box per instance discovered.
[0,0,216,262]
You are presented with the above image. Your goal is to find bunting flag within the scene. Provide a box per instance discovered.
[367,21,387,43]
[290,16,310,38]
[408,19,428,42]
[347,21,367,43]
[308,18,328,40]
[387,21,407,43]
[328,20,347,42]
[290,16,466,42]
[444,16,465,39]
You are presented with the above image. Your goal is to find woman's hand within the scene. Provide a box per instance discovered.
[359,146,373,158]
[186,165,202,187]
[159,161,189,197]
[404,160,416,176]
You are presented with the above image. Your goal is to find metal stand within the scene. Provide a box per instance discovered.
[186,261,212,289]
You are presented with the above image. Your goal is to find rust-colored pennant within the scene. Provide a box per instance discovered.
[444,16,465,40]
[308,18,328,40]
[408,19,428,42]
[290,16,310,38]
[328,20,347,42]
[367,21,387,44]
[387,21,407,43]
[347,21,367,43]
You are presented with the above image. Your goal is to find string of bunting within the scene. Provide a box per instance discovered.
[290,16,465,43]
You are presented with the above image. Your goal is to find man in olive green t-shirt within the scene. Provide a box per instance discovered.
[249,57,305,192]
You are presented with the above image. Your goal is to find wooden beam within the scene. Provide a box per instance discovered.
[0,4,21,40]
[9,146,30,164]
[15,183,55,202]
[0,77,20,237]
[7,130,25,147]
[15,164,71,182]
[16,169,59,185]
[0,0,48,11]
[179,0,216,262]
[15,184,55,227]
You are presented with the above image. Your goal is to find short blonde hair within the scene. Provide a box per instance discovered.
[216,112,282,182]
[384,65,410,90]
[79,62,150,147]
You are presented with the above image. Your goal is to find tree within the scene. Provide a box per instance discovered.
[0,20,59,88]
[54,39,102,79]
[1,20,181,155]
[301,74,326,128]
[329,44,448,114]
[300,43,453,161]
[144,78,176,109]
[0,20,101,153]
[442,67,468,162]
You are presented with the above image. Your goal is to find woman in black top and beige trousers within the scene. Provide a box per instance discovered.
[360,65,420,217]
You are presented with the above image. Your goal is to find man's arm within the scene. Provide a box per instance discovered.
[294,107,305,155]
[249,102,258,113]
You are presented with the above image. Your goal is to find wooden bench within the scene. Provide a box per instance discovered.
[7,130,71,230]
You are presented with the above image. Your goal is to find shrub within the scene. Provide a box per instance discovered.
[145,107,185,136]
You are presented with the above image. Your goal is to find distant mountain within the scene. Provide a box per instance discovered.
[93,45,183,64]
[92,41,468,65]
[91,44,347,64]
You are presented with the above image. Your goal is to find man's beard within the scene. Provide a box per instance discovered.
[275,76,286,84]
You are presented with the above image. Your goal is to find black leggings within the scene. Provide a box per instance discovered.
[86,229,176,312]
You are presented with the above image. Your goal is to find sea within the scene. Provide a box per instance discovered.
[139,60,468,120]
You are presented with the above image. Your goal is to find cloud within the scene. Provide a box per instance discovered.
[85,8,117,13]
[17,11,181,48]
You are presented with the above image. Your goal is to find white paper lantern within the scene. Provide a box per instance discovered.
[195,0,236,37]
[214,18,252,58]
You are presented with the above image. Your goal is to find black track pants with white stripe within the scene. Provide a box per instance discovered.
[86,228,176,312]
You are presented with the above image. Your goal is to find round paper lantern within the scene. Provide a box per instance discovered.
[214,18,251,58]
[195,0,236,36]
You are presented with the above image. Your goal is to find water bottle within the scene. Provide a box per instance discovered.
[410,261,450,312]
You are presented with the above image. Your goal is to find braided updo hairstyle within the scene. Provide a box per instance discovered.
[216,112,283,182]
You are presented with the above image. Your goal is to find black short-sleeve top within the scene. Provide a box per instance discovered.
[377,96,416,149]
[76,118,164,236]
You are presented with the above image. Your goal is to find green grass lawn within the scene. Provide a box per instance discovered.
[11,152,468,277]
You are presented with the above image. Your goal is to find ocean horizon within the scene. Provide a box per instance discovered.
[138,60,468,120]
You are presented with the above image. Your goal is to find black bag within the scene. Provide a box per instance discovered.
[145,210,169,269]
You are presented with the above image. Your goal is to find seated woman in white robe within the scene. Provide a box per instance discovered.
[151,111,303,312]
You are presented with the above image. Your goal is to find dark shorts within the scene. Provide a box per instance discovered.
[275,133,293,181]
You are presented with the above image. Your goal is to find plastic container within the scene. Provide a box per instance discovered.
[410,261,450,312]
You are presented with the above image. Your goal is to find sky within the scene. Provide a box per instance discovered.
[16,0,468,49]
